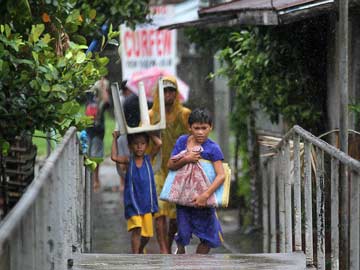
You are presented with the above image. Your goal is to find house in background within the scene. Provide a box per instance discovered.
[163,0,360,138]
[160,0,360,233]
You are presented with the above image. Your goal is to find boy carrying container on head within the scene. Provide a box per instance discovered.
[167,108,225,254]
[111,131,162,254]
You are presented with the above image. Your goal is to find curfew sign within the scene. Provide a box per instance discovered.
[120,5,177,79]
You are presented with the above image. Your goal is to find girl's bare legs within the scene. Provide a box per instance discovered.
[131,228,141,253]
[196,242,210,254]
[139,237,150,254]
[168,218,177,253]
[156,216,169,253]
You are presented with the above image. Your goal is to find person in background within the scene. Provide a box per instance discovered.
[111,131,161,253]
[167,108,225,254]
[85,76,110,191]
[148,76,191,254]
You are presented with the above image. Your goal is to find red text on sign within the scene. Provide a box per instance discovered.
[123,29,172,58]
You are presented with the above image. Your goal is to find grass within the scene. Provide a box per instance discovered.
[103,111,116,156]
[33,111,116,158]
[32,131,51,157]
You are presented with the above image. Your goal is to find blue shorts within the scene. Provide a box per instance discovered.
[175,205,224,248]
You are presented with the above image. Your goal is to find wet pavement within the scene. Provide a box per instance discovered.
[91,158,262,255]
[74,158,306,269]
[73,253,306,270]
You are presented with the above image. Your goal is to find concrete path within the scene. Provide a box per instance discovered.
[73,253,306,270]
[91,158,250,254]
[77,158,306,269]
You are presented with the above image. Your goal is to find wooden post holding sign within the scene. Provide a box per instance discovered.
[111,78,166,134]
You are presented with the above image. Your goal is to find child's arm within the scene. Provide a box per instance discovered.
[148,132,162,160]
[192,160,225,207]
[111,131,130,164]
[167,148,201,170]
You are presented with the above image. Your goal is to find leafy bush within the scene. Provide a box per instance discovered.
[0,0,151,153]
[185,20,328,223]
[0,24,106,144]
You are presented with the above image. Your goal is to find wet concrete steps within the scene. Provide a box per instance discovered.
[87,160,305,269]
[73,252,306,270]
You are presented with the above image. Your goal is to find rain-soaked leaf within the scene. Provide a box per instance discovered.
[41,83,50,92]
[1,140,10,156]
[52,84,66,92]
[4,25,11,38]
[41,33,52,44]
[89,9,96,20]
[76,51,86,64]
[65,51,73,59]
[30,24,45,43]
[71,34,87,45]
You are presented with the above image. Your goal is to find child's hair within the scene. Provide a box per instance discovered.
[123,94,140,127]
[127,132,149,145]
[188,108,213,126]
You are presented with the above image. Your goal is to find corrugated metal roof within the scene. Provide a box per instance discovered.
[159,14,238,30]
[199,0,273,14]
[199,0,333,15]
[275,0,322,10]
[159,0,335,29]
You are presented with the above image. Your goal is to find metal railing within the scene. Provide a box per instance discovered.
[262,125,360,270]
[0,127,91,270]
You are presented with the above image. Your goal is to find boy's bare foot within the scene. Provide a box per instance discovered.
[174,245,186,254]
[196,243,210,254]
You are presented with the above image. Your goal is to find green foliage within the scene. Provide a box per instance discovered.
[217,26,326,130]
[349,102,360,125]
[184,27,236,54]
[33,109,115,157]
[0,23,105,141]
[78,0,150,29]
[0,138,10,156]
[0,0,151,154]
[185,20,328,215]
[84,156,98,171]
[0,0,150,40]
[222,24,326,205]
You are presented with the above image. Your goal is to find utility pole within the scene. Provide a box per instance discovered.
[338,0,349,268]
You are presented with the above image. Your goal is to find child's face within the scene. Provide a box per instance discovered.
[129,136,148,157]
[189,122,212,144]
